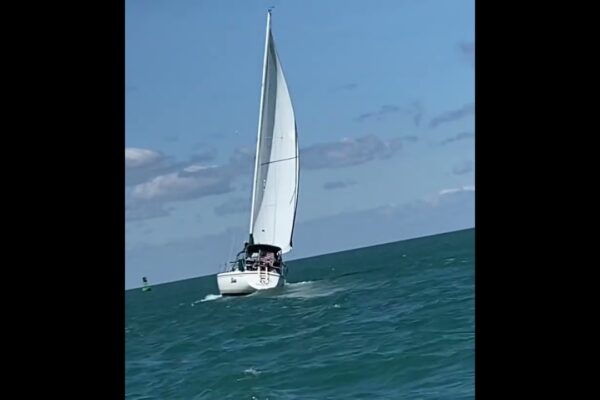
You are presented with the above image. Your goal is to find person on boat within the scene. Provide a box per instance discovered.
[232,250,245,271]
[271,252,282,274]
[259,251,273,271]
[234,259,243,271]
[247,254,257,271]
[245,248,258,271]
[264,251,274,264]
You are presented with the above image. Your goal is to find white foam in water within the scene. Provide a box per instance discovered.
[244,368,261,376]
[190,294,222,306]
[200,294,222,302]
[287,280,313,286]
[279,281,343,299]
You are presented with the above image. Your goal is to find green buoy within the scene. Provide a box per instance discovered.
[142,276,152,292]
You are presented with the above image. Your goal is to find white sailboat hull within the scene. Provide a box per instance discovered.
[217,270,284,296]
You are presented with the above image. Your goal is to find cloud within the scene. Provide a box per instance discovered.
[301,134,402,170]
[124,145,253,221]
[126,148,164,169]
[438,185,475,196]
[125,146,220,188]
[452,160,474,175]
[124,132,406,222]
[355,105,401,122]
[323,180,357,190]
[214,197,250,216]
[132,166,233,203]
[304,134,406,171]
[332,83,358,92]
[440,131,474,145]
[428,103,474,129]
[125,146,252,221]
[125,148,176,186]
[125,201,169,222]
[458,41,474,67]
[355,102,423,126]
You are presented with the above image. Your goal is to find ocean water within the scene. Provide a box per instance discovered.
[126,228,474,399]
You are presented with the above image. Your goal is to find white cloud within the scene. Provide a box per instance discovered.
[132,166,232,203]
[439,185,475,196]
[125,148,163,169]
[133,173,194,201]
[301,134,402,170]
[182,164,218,173]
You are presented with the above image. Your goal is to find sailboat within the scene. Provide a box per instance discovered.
[217,10,299,296]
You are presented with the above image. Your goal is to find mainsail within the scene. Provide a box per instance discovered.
[249,11,299,254]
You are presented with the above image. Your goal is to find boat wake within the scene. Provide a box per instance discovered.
[286,280,313,286]
[278,280,343,299]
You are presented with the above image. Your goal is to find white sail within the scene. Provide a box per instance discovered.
[249,12,299,254]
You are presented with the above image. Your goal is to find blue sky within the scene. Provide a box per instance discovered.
[125,0,475,288]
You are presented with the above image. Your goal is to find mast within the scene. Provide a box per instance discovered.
[248,10,272,243]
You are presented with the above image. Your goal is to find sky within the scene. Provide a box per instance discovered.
[125,0,475,289]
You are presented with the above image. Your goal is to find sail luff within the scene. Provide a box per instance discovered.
[248,11,272,240]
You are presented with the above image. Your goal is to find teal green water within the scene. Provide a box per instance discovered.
[126,228,474,399]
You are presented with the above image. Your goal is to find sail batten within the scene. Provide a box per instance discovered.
[248,13,299,254]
